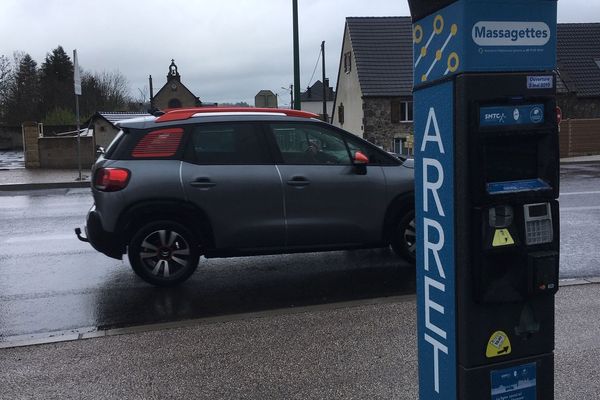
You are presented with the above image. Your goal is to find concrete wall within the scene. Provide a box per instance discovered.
[363,97,414,152]
[94,119,120,149]
[332,26,364,137]
[301,101,334,122]
[38,136,95,169]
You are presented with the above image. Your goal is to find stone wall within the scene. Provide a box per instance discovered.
[362,97,414,152]
[22,122,41,168]
[0,125,24,150]
[38,136,95,169]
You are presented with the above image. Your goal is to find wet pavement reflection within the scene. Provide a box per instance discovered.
[93,249,415,331]
[1,161,599,340]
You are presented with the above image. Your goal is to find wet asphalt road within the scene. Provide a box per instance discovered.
[0,162,598,340]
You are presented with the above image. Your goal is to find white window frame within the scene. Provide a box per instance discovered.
[400,101,413,122]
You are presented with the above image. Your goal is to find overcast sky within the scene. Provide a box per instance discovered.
[1,0,599,107]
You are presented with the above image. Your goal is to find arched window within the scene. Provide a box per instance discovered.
[168,98,182,109]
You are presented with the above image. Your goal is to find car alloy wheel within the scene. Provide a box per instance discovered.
[129,221,200,286]
[139,229,191,278]
[403,216,417,260]
[391,209,416,264]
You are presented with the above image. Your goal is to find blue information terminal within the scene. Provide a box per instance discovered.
[408,1,559,399]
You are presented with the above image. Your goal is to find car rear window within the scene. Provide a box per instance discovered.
[131,128,184,158]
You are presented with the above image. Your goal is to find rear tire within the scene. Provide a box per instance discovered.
[391,209,416,264]
[128,220,200,286]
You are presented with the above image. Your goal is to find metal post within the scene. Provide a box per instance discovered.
[73,49,82,181]
[321,41,327,122]
[76,94,81,181]
[149,75,154,110]
[292,0,301,110]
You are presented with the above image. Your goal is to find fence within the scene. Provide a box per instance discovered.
[559,119,600,158]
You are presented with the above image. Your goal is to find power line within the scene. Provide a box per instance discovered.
[306,47,322,88]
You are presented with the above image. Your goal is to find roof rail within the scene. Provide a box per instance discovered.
[155,107,319,123]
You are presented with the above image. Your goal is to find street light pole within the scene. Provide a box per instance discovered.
[321,41,327,122]
[292,0,301,110]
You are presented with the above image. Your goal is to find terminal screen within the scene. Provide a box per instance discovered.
[484,137,538,183]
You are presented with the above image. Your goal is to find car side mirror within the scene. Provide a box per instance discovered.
[353,151,369,165]
[353,151,368,175]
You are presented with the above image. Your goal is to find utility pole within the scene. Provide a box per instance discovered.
[292,0,301,110]
[321,41,327,122]
[149,75,154,110]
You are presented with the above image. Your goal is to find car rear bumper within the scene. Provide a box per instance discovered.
[76,206,124,260]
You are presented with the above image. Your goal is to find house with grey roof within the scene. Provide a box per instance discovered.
[556,23,600,119]
[332,17,414,155]
[300,80,336,122]
[88,111,151,149]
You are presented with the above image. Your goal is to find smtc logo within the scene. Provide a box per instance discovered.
[486,113,506,124]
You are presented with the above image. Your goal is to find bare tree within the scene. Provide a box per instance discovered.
[98,70,131,110]
[0,54,12,121]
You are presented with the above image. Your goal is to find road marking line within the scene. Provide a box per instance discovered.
[4,234,76,244]
[560,191,600,196]
[560,206,600,211]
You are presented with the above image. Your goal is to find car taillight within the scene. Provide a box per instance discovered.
[94,168,130,192]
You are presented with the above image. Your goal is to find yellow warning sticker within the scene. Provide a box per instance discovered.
[486,331,512,358]
[492,229,515,247]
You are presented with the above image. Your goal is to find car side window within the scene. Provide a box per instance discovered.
[188,123,270,165]
[269,123,351,165]
[344,134,399,166]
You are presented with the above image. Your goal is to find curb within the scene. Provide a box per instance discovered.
[0,294,413,350]
[560,158,600,164]
[1,281,598,350]
[0,181,90,191]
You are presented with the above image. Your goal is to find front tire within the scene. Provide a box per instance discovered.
[391,210,416,264]
[128,221,200,286]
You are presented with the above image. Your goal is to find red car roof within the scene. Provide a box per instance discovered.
[155,107,319,123]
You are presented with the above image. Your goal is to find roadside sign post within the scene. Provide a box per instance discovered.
[73,49,83,181]
[408,1,560,399]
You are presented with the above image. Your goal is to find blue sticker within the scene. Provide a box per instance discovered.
[491,363,537,400]
[480,104,545,127]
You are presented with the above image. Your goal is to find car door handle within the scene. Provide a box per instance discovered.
[190,178,216,188]
[287,176,310,187]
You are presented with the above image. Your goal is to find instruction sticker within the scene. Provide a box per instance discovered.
[492,229,515,247]
[491,363,536,400]
[486,331,512,358]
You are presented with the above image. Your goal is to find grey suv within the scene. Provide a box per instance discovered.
[76,108,415,286]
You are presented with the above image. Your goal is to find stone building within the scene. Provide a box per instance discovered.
[556,23,600,119]
[332,17,414,155]
[152,60,202,110]
[255,90,278,108]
